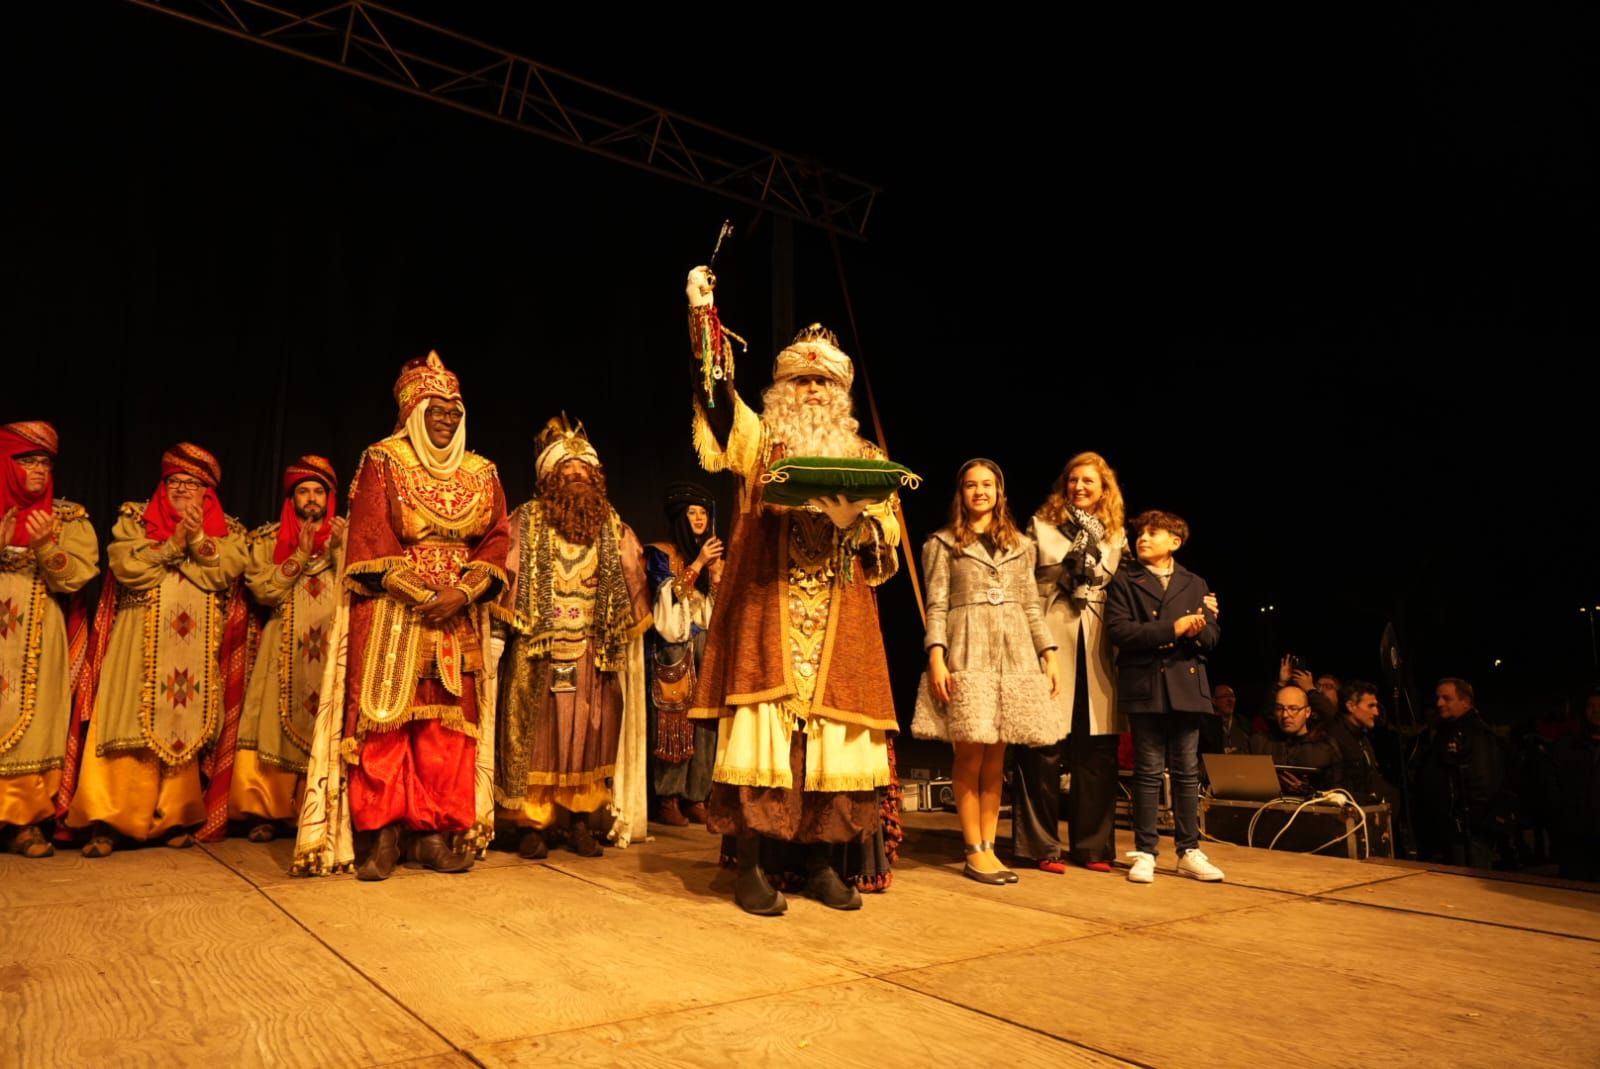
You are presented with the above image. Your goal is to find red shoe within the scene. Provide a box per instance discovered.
[1083,860,1113,873]
[1036,858,1067,875]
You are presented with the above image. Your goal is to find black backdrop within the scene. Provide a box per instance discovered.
[4,7,1596,726]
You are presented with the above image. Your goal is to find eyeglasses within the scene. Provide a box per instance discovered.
[15,456,52,471]
[1273,704,1309,715]
[165,476,207,491]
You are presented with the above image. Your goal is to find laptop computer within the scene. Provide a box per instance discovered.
[1202,753,1287,802]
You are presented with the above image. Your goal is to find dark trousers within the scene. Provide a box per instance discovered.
[1011,737,1063,862]
[1011,632,1119,863]
[1129,711,1203,857]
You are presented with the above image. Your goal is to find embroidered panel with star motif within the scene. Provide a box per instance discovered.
[0,571,46,757]
[277,556,339,755]
[141,570,223,765]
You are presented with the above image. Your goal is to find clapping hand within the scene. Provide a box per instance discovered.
[183,501,207,545]
[297,517,319,556]
[25,510,59,548]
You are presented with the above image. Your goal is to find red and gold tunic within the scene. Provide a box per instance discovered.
[342,437,509,740]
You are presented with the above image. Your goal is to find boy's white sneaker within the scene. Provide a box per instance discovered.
[1125,851,1155,884]
[1177,848,1225,882]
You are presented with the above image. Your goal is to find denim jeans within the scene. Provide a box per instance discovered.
[1129,712,1204,857]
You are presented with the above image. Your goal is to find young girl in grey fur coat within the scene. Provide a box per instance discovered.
[912,459,1060,884]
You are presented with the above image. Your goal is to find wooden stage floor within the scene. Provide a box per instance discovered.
[4,811,1597,1067]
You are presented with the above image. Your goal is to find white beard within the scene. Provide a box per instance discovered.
[760,381,864,459]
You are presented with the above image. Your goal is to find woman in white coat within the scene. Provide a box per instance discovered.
[1013,451,1126,873]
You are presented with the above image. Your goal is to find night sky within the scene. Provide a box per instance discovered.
[4,6,1595,727]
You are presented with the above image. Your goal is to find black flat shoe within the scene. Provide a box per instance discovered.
[962,863,1011,885]
[979,841,1019,883]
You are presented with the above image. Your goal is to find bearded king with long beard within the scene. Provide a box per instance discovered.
[491,416,652,859]
[684,265,902,917]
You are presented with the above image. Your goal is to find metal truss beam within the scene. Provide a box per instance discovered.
[125,0,880,238]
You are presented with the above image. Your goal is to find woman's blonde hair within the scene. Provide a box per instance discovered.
[1036,450,1124,539]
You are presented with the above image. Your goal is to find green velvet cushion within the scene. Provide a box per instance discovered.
[758,456,922,507]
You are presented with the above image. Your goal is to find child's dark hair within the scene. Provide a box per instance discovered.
[1129,509,1190,544]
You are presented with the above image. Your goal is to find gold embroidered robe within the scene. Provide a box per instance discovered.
[66,503,246,839]
[0,501,98,826]
[229,523,342,822]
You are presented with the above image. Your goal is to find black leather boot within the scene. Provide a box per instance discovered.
[355,822,403,881]
[734,833,786,916]
[803,842,862,910]
[408,830,474,873]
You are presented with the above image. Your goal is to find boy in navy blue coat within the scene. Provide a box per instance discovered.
[1104,510,1225,884]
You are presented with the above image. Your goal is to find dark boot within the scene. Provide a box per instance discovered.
[355,823,403,881]
[803,843,862,910]
[657,796,689,827]
[682,800,708,824]
[408,831,474,873]
[734,833,786,916]
[517,827,548,859]
[568,818,604,857]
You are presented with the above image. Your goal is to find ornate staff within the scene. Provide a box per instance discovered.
[689,221,746,406]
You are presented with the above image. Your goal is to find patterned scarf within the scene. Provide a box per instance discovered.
[1059,506,1108,609]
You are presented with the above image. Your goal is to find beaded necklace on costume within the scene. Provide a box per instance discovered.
[544,529,600,661]
[512,501,636,672]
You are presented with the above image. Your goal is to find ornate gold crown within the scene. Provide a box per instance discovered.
[393,350,461,423]
[791,323,840,348]
[535,412,601,480]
